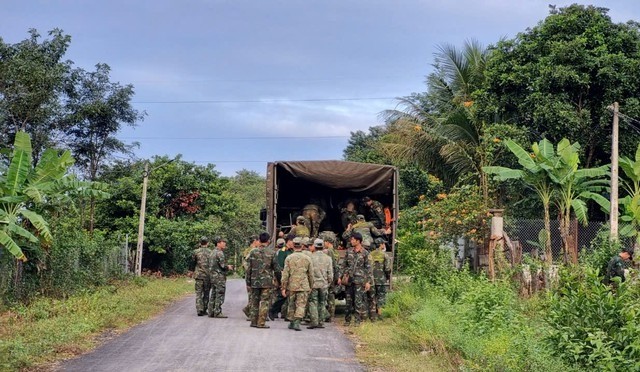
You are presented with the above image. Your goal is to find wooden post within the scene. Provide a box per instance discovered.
[135,162,149,276]
[611,102,619,242]
[489,209,505,281]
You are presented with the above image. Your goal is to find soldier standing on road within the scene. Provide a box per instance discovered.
[308,239,333,329]
[363,196,386,229]
[242,235,260,320]
[367,238,392,321]
[281,237,314,331]
[290,216,311,237]
[192,236,213,316]
[208,237,233,318]
[270,234,295,320]
[342,232,372,326]
[302,203,326,238]
[246,232,277,329]
[319,231,340,322]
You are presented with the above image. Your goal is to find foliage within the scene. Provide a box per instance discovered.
[398,168,443,209]
[483,4,640,167]
[63,63,145,180]
[547,266,640,370]
[342,124,390,164]
[580,228,622,275]
[0,277,191,370]
[0,29,72,162]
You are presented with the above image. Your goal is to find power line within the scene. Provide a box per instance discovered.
[132,97,397,104]
[119,135,350,140]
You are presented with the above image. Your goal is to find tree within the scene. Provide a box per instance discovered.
[342,125,389,164]
[0,132,72,260]
[63,63,144,181]
[483,4,640,167]
[0,29,72,163]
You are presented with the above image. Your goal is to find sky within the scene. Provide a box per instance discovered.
[2,0,639,176]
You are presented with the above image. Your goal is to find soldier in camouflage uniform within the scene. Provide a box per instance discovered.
[319,231,340,322]
[208,237,233,318]
[242,235,260,319]
[340,200,358,230]
[246,232,277,328]
[281,237,314,331]
[192,236,213,316]
[363,196,386,229]
[302,204,326,238]
[367,238,392,321]
[290,216,311,237]
[605,246,634,286]
[307,238,333,329]
[343,214,388,249]
[342,232,373,326]
[270,234,295,320]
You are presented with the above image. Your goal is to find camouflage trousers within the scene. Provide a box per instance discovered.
[366,284,386,318]
[270,289,287,318]
[250,288,271,326]
[344,283,367,323]
[207,275,226,316]
[326,283,337,320]
[302,210,323,238]
[308,288,328,326]
[286,291,309,320]
[243,287,253,318]
[195,277,211,314]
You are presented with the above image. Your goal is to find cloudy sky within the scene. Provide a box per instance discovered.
[3,0,639,176]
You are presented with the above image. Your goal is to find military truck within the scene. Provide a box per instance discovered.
[261,160,398,281]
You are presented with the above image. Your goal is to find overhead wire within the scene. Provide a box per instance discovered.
[132,97,397,104]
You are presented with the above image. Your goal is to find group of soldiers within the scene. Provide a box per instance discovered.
[191,196,393,332]
[192,236,233,317]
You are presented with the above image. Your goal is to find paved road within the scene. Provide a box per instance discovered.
[60,279,362,372]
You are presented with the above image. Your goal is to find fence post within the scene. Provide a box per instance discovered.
[489,209,505,281]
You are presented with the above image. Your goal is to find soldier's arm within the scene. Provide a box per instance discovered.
[384,255,392,281]
[327,258,334,285]
[281,258,290,291]
[245,251,253,287]
[307,258,315,288]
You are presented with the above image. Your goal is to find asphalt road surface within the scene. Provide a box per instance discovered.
[60,279,363,372]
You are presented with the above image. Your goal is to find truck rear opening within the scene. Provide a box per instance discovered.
[264,160,398,253]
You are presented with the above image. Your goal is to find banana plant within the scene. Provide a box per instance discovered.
[0,131,74,261]
[619,143,640,250]
[484,138,555,264]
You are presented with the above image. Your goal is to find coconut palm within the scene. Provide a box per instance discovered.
[380,40,491,195]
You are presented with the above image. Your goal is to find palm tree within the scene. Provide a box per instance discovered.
[380,40,491,197]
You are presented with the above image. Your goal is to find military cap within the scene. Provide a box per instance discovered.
[362,196,371,202]
[296,215,306,222]
[374,237,386,245]
[293,237,302,246]
[356,214,365,221]
[213,236,226,244]
[199,236,209,244]
[276,238,286,247]
[301,237,311,246]
[623,246,634,259]
[313,238,324,248]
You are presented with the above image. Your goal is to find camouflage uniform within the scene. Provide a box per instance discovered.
[319,231,341,321]
[343,217,385,249]
[605,255,628,285]
[269,245,292,319]
[341,207,358,230]
[302,204,326,238]
[343,247,373,324]
[242,246,258,318]
[208,248,229,317]
[192,244,213,315]
[366,199,386,229]
[308,249,333,328]
[281,251,314,330]
[246,244,277,327]
[290,223,310,238]
[367,245,391,320]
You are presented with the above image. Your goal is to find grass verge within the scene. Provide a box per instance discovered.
[0,276,192,371]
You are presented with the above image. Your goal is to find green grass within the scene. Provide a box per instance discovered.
[0,276,192,371]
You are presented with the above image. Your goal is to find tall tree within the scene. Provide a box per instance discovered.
[483,4,640,167]
[0,29,72,162]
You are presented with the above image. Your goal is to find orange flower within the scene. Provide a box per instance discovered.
[493,137,501,143]
[463,100,474,107]
[414,125,422,131]
[436,193,447,200]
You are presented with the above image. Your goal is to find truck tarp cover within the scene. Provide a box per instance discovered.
[274,161,395,194]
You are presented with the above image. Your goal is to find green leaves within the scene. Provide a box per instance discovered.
[6,132,33,196]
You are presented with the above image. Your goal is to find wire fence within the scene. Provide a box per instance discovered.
[504,219,631,263]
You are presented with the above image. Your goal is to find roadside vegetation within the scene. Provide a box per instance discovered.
[0,276,192,371]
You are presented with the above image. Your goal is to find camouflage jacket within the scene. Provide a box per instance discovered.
[606,255,627,283]
[343,221,384,247]
[290,225,310,237]
[281,251,314,292]
[311,251,333,289]
[343,248,373,285]
[210,249,229,278]
[246,245,277,288]
[367,200,385,228]
[369,249,391,284]
[192,246,212,280]
[326,247,341,283]
[341,209,358,229]
[242,246,255,272]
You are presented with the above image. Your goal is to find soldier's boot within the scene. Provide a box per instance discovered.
[242,305,250,318]
[215,313,228,318]
[317,322,325,329]
[307,322,318,329]
[293,319,302,331]
[197,311,205,316]
[288,321,295,330]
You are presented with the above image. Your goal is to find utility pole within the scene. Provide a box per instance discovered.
[135,162,149,276]
[610,102,619,242]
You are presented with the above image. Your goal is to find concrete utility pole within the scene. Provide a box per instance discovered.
[135,162,149,276]
[610,102,619,242]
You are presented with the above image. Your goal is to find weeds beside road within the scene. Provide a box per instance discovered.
[0,276,192,371]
